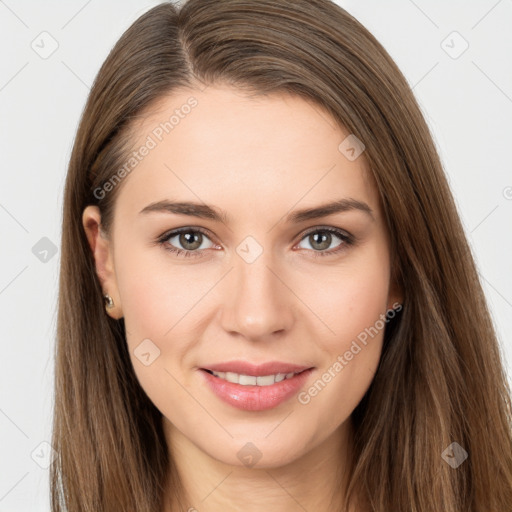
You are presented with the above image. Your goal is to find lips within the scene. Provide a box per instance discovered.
[198,360,315,411]
[200,360,313,376]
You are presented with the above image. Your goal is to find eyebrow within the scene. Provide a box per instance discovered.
[139,198,374,223]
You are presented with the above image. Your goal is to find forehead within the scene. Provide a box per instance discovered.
[114,85,380,222]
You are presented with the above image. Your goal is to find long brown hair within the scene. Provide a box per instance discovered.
[52,0,512,510]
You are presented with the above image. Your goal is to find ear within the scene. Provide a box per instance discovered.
[82,205,123,319]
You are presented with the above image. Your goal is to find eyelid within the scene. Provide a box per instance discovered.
[297,225,352,241]
[158,225,212,237]
[293,225,354,255]
[157,225,355,257]
[157,226,218,247]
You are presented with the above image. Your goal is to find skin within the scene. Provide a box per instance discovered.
[83,85,402,512]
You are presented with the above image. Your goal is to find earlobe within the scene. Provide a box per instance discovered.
[82,205,123,319]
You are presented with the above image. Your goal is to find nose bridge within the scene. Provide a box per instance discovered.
[220,237,293,339]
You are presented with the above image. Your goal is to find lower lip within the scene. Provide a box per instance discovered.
[199,368,314,411]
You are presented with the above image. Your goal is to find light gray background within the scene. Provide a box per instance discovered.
[1,1,511,510]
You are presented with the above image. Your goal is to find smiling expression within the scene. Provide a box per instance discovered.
[83,84,401,468]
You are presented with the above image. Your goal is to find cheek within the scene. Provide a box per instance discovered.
[299,247,390,423]
[114,252,199,414]
[315,244,391,352]
[113,247,215,399]
[320,276,387,381]
[114,244,199,341]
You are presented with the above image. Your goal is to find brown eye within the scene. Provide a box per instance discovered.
[158,228,215,258]
[308,231,334,251]
[177,231,203,250]
[296,227,353,257]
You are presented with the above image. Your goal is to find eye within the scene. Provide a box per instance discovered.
[157,226,354,259]
[295,227,354,257]
[157,227,217,258]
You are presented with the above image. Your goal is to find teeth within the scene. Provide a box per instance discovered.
[209,370,300,386]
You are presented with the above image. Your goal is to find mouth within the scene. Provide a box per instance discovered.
[201,368,310,386]
[199,365,315,411]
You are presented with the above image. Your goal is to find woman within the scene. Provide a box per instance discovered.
[51,0,512,511]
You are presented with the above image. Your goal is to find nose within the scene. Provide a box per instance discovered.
[219,247,295,341]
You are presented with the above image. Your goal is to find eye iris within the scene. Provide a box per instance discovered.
[310,231,331,251]
[180,231,202,250]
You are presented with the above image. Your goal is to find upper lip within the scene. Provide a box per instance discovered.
[201,360,314,376]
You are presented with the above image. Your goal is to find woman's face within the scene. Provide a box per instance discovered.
[84,85,401,468]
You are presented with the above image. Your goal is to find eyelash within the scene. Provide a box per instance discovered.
[157,226,355,259]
